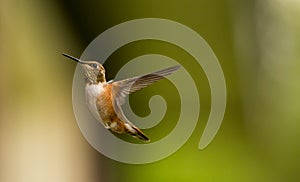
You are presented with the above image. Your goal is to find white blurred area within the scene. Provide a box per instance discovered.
[0,1,96,182]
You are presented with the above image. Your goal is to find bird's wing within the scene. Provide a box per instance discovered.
[111,65,180,120]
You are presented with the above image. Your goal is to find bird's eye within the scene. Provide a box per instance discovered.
[92,63,98,68]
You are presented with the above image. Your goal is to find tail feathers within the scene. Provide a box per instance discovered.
[124,123,150,142]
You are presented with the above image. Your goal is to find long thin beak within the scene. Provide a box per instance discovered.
[62,53,83,63]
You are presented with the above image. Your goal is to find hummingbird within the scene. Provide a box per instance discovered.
[62,53,180,142]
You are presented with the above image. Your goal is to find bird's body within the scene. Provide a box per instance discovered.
[63,53,180,142]
[85,83,105,125]
[85,83,135,135]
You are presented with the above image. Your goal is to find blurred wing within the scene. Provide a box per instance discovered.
[111,65,180,107]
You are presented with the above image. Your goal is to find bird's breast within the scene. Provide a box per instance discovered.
[85,83,116,128]
[85,83,105,121]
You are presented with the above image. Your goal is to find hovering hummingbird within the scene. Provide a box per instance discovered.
[62,53,180,142]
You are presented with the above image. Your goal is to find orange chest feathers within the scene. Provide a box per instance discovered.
[96,84,117,120]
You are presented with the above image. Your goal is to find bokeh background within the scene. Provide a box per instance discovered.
[1,0,300,181]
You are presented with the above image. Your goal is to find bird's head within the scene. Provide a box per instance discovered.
[62,53,106,84]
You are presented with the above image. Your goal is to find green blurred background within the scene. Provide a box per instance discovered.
[1,0,300,181]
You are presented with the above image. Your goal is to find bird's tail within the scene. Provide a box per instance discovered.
[124,123,150,142]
